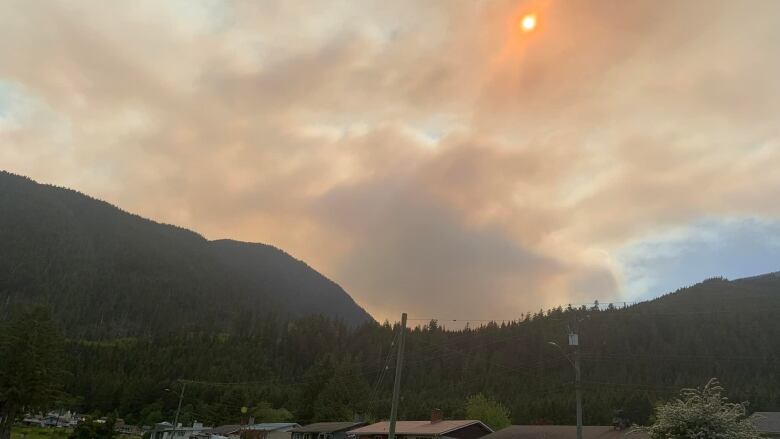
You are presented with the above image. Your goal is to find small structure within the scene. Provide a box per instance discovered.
[207,423,301,439]
[347,410,492,439]
[752,412,780,437]
[148,421,209,439]
[290,422,368,439]
[22,410,81,428]
[479,425,648,439]
[116,424,146,436]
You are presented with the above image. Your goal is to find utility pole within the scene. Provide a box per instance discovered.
[172,381,186,439]
[569,332,582,439]
[388,313,407,439]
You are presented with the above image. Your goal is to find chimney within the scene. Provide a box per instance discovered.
[430,409,443,424]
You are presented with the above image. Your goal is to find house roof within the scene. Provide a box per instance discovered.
[248,423,301,431]
[481,426,648,439]
[291,422,368,433]
[207,425,242,435]
[207,423,299,435]
[347,420,492,436]
[752,412,780,434]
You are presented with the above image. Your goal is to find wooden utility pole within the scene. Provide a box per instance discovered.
[569,332,582,439]
[388,313,407,439]
[172,381,186,438]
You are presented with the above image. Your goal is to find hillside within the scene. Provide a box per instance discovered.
[2,171,779,428]
[59,273,780,427]
[0,171,372,337]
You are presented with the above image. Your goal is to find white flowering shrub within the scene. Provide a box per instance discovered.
[642,378,761,439]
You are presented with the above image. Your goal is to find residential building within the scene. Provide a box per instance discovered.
[479,425,648,439]
[290,422,368,439]
[22,410,81,428]
[752,412,780,437]
[347,410,492,439]
[206,422,301,439]
[148,421,209,439]
[206,425,243,438]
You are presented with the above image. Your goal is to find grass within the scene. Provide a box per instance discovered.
[11,426,71,439]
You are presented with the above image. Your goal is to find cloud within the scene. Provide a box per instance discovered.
[1,0,779,321]
[313,177,562,319]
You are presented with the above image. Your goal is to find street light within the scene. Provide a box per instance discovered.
[165,382,187,439]
[548,339,582,439]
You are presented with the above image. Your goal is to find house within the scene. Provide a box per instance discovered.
[347,410,492,439]
[479,426,648,439]
[206,425,243,438]
[116,424,146,436]
[752,412,780,437]
[207,423,301,439]
[148,421,210,439]
[22,410,81,428]
[290,422,368,439]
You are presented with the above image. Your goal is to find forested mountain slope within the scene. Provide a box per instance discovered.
[0,171,372,336]
[2,171,779,428]
[63,274,780,427]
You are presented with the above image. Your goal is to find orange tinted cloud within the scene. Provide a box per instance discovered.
[1,0,779,321]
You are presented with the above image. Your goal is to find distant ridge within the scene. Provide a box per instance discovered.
[0,170,373,337]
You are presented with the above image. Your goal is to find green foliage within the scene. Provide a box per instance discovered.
[53,276,780,428]
[251,402,293,422]
[312,359,371,422]
[10,426,71,439]
[465,394,511,431]
[68,417,116,439]
[643,379,761,439]
[0,307,65,439]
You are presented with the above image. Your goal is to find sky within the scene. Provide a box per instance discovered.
[2,0,780,322]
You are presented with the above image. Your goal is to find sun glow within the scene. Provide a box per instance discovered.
[521,14,537,32]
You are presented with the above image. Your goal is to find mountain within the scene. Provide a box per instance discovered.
[3,171,780,427]
[0,171,373,337]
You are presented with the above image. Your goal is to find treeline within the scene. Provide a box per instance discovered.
[59,276,780,427]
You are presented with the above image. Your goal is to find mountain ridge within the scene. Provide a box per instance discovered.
[0,170,373,336]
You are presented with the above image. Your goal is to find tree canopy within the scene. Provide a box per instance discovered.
[465,394,511,431]
[0,307,65,439]
[643,378,761,439]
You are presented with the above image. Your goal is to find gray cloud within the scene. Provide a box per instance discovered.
[1,0,779,320]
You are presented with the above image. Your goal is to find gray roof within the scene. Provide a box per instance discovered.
[752,412,780,434]
[206,425,242,435]
[248,423,301,431]
[207,423,300,435]
[348,420,492,436]
[481,426,647,439]
[291,422,368,433]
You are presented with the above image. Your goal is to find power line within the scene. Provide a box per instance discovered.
[579,352,773,362]
[406,304,780,324]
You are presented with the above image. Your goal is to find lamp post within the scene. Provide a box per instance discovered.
[548,337,582,439]
[165,381,186,439]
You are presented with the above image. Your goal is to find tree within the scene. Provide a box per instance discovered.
[251,401,294,422]
[642,378,761,439]
[465,394,511,431]
[69,417,116,439]
[312,359,371,422]
[0,307,65,439]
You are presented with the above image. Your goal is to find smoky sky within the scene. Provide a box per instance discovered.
[2,0,779,322]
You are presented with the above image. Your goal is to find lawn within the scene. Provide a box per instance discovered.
[11,427,71,439]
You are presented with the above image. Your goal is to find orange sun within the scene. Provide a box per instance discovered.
[520,14,537,32]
